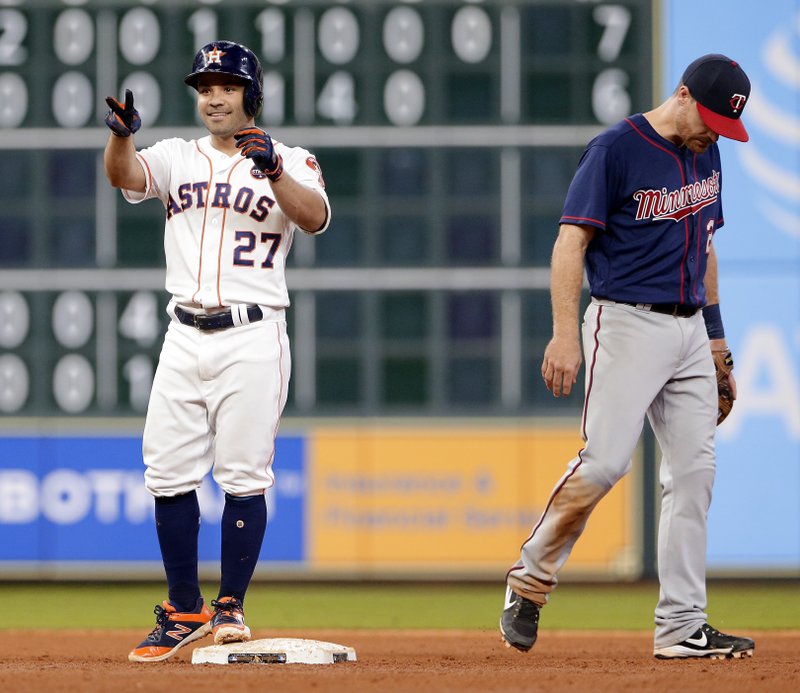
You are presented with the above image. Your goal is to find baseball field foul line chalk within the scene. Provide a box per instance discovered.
[191,638,357,665]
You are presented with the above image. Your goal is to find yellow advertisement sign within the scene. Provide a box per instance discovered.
[308,425,638,577]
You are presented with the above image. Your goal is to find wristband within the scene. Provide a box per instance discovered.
[265,155,284,182]
[702,303,725,339]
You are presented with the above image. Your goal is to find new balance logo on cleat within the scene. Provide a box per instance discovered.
[128,598,213,663]
[165,623,193,641]
[654,623,755,660]
[499,586,540,653]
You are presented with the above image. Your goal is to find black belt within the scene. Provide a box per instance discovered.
[174,305,264,331]
[613,301,699,318]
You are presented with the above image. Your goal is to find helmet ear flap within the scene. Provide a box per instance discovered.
[247,92,264,120]
[244,64,264,119]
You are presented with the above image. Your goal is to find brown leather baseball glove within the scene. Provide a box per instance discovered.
[713,349,735,425]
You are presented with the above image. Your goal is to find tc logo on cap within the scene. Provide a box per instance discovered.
[730,94,747,113]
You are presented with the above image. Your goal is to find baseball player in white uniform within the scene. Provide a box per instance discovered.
[103,40,330,662]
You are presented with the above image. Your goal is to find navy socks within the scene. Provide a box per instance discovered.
[154,491,201,613]
[154,490,267,611]
[218,493,267,604]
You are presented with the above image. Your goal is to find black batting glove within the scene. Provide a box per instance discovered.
[234,127,284,182]
[104,89,141,137]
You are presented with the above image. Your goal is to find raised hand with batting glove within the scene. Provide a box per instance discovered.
[104,89,141,138]
[234,127,284,181]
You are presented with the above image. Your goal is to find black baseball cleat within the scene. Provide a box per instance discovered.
[653,623,755,659]
[500,586,540,652]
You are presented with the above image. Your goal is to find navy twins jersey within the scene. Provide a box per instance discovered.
[122,135,330,310]
[560,113,724,307]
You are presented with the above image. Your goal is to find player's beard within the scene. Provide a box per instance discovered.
[676,104,714,154]
[683,137,711,154]
[687,138,713,154]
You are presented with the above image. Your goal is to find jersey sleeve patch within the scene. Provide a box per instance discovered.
[305,156,326,188]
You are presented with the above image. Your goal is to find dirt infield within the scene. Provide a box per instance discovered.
[1,629,797,692]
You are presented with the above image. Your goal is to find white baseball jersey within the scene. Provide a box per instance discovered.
[122,135,330,309]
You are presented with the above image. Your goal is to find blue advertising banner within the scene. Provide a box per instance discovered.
[0,435,305,566]
[665,0,800,571]
[709,274,800,568]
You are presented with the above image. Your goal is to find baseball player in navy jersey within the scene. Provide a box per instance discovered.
[501,55,755,659]
[103,40,330,662]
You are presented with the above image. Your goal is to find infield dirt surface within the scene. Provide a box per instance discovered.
[1,629,797,692]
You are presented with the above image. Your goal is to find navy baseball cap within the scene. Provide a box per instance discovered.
[681,54,751,142]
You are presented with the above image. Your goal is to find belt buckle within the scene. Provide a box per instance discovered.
[192,313,203,329]
[671,305,679,317]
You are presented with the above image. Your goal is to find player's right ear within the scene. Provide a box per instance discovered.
[676,84,693,102]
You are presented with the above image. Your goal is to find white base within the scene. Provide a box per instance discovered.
[192,638,357,665]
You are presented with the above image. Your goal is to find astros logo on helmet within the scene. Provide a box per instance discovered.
[204,47,226,65]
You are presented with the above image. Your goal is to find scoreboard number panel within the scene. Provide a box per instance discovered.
[0,1,652,417]
[0,1,648,129]
[0,290,167,415]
